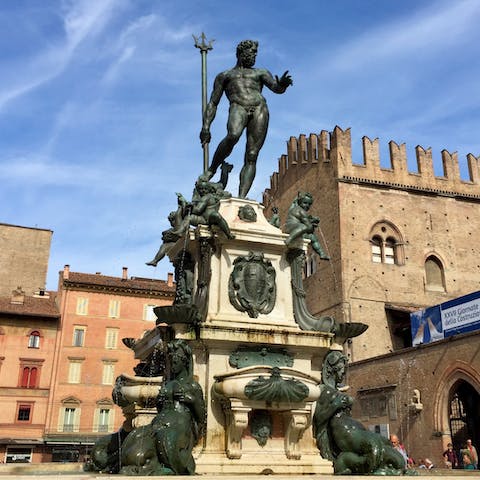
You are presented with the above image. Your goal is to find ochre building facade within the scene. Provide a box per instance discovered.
[0,289,59,463]
[0,222,175,463]
[44,266,175,462]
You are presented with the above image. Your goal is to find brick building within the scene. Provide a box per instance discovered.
[263,126,480,467]
[0,223,52,297]
[347,330,480,469]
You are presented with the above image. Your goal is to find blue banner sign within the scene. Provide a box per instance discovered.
[410,290,480,346]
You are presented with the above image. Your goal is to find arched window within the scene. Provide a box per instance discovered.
[371,236,382,263]
[384,238,396,264]
[425,255,445,291]
[369,221,404,265]
[28,331,40,348]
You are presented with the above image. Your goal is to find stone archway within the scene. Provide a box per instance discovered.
[433,361,480,452]
[449,381,480,452]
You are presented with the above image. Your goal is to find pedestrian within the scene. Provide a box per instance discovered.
[443,443,459,469]
[466,439,478,469]
[390,434,408,468]
[462,452,475,470]
[424,458,434,469]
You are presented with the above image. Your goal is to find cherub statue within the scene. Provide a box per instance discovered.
[268,206,280,228]
[147,168,234,266]
[146,193,189,266]
[172,177,235,240]
[285,192,329,260]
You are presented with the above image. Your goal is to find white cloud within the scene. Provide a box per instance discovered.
[0,0,120,112]
[44,102,78,153]
[0,58,64,112]
[61,0,117,47]
[100,14,155,84]
[327,0,480,72]
[98,11,201,87]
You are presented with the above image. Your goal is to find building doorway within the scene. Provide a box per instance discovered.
[449,380,480,454]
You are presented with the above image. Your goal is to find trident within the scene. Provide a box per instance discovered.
[193,33,214,173]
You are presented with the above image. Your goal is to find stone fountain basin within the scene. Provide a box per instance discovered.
[213,366,321,403]
[117,373,163,404]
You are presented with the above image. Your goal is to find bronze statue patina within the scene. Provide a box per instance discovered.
[238,204,257,222]
[313,351,406,475]
[285,192,330,260]
[146,195,186,266]
[89,427,129,474]
[244,367,309,403]
[268,206,281,228]
[173,250,195,305]
[228,251,276,318]
[250,410,273,447]
[172,177,235,239]
[119,340,206,475]
[147,166,233,267]
[200,40,292,198]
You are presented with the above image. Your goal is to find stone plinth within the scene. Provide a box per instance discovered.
[162,198,334,474]
[107,198,334,475]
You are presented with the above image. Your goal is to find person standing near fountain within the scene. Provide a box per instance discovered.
[443,442,459,468]
[390,434,408,468]
[200,39,292,198]
[466,439,478,469]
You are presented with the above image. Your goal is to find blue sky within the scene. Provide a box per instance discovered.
[1,0,479,290]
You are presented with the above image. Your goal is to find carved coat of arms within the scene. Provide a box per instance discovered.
[228,251,276,318]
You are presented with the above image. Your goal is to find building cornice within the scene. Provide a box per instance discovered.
[62,280,174,298]
[339,176,480,202]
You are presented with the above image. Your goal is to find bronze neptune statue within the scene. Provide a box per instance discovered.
[200,40,292,198]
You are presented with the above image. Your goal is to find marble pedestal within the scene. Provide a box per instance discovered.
[155,198,334,475]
